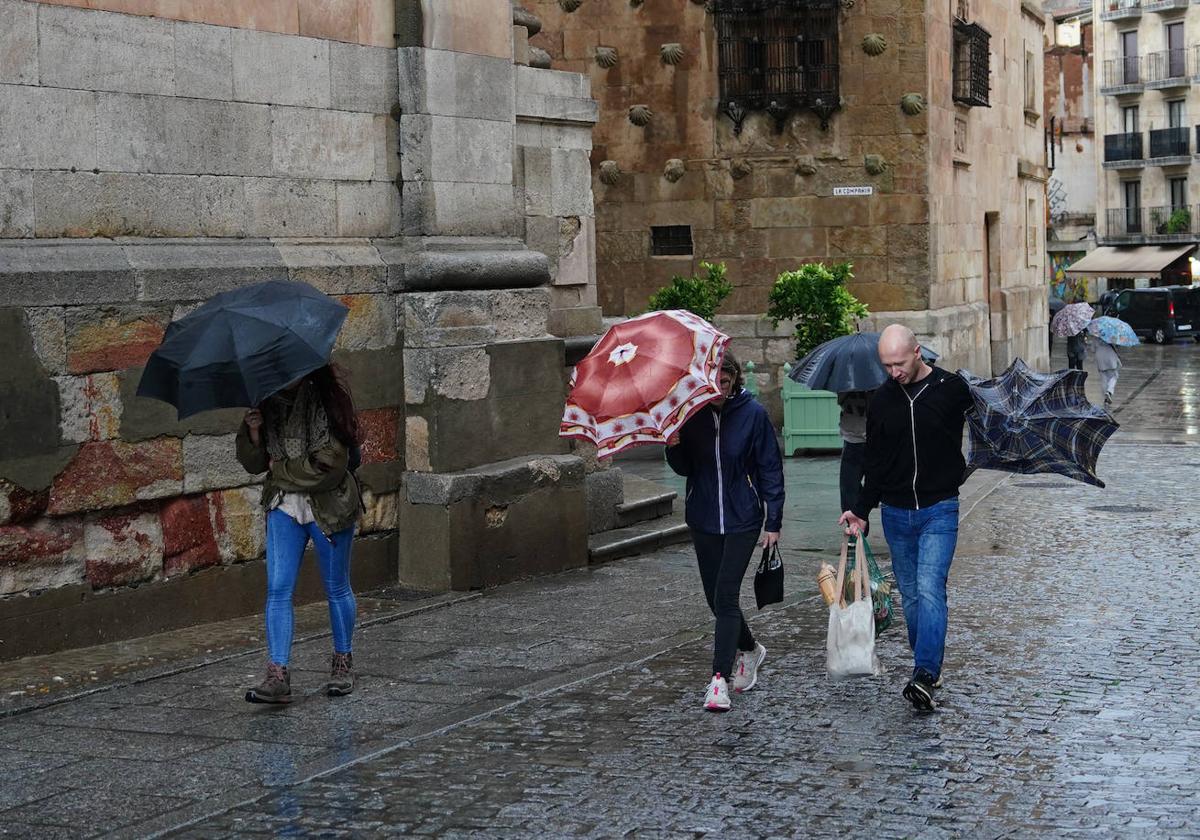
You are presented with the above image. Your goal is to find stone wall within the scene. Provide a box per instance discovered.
[926,0,1050,374]
[0,0,400,240]
[0,0,604,658]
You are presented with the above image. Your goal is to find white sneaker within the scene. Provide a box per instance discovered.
[732,643,767,693]
[703,674,731,712]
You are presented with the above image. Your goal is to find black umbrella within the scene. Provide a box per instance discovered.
[958,358,1118,487]
[137,280,349,418]
[788,332,940,393]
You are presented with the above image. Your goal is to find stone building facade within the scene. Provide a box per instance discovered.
[1044,3,1099,299]
[0,0,603,658]
[1089,0,1200,285]
[530,0,1049,403]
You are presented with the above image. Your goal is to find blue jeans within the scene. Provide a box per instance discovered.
[880,498,959,680]
[265,508,356,666]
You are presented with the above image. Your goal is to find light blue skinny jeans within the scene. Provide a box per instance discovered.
[265,508,356,666]
[879,497,959,680]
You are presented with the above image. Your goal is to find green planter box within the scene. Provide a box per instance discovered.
[781,363,842,454]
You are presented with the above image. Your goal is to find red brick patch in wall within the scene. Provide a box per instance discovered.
[0,481,50,526]
[161,495,221,577]
[83,508,162,589]
[0,519,81,567]
[357,408,399,464]
[48,439,183,516]
[67,316,166,375]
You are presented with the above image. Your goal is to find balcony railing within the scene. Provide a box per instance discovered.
[1105,205,1196,242]
[1145,48,1191,86]
[1106,206,1145,239]
[1101,0,1142,18]
[1104,131,1144,162]
[1149,126,1190,159]
[1144,0,1188,11]
[1101,56,1144,92]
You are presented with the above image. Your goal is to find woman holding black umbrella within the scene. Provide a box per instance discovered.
[237,367,364,704]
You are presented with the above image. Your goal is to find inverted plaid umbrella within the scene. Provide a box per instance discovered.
[560,310,728,458]
[1050,302,1094,337]
[1086,316,1140,347]
[958,358,1118,488]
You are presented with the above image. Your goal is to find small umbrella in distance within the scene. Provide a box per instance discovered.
[958,358,1118,488]
[787,332,940,394]
[560,310,728,458]
[137,280,349,419]
[1086,316,1140,347]
[1050,301,1094,337]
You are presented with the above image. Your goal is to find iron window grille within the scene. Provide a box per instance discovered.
[953,20,991,107]
[650,225,694,256]
[713,0,841,134]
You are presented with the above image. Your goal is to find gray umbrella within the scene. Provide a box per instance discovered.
[788,332,940,393]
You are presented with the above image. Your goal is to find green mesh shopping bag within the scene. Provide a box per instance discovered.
[843,535,894,637]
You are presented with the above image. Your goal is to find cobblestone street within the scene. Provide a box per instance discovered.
[2,345,1199,838]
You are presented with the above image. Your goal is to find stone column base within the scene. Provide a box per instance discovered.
[399,454,587,591]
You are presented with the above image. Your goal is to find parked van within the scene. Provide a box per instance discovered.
[1104,286,1199,343]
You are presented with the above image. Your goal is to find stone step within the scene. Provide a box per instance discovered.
[587,510,691,565]
[615,473,677,528]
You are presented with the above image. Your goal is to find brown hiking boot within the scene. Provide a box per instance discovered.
[245,663,292,704]
[327,652,354,697]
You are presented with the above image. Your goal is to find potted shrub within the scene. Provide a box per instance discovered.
[1166,207,1191,234]
[645,261,731,321]
[766,262,870,453]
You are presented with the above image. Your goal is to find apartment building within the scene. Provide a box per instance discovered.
[1077,0,1200,287]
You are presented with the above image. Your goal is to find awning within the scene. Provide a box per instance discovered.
[1064,244,1196,279]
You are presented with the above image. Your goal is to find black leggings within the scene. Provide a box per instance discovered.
[691,529,759,679]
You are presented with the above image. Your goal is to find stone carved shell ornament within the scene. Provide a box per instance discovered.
[599,160,621,185]
[663,159,685,182]
[595,46,618,68]
[794,155,818,176]
[900,93,926,116]
[861,33,887,56]
[864,154,888,175]
[660,43,684,65]
[628,104,653,126]
[730,158,752,180]
[559,0,583,11]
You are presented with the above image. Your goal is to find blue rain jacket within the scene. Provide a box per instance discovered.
[665,389,785,535]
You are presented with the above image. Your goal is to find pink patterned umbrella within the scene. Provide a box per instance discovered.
[1050,302,1094,337]
[560,310,729,458]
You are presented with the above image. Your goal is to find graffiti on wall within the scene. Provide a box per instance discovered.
[1050,251,1089,301]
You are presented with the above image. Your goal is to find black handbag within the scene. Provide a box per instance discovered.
[754,544,784,609]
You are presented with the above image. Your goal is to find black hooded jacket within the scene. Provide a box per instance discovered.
[851,366,973,518]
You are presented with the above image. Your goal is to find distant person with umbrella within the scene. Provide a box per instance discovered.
[137,280,365,704]
[837,390,872,536]
[1087,315,1139,407]
[1052,301,1094,371]
[838,325,974,713]
[665,351,785,713]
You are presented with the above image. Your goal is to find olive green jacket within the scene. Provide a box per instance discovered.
[235,422,362,535]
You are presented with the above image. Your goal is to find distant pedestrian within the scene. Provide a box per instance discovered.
[1066,330,1087,371]
[837,390,872,537]
[666,351,785,712]
[1094,339,1121,407]
[236,365,364,704]
[839,325,974,712]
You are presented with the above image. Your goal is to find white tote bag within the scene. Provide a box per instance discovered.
[825,536,880,679]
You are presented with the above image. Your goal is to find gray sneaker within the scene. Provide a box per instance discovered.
[245,663,292,704]
[327,652,354,697]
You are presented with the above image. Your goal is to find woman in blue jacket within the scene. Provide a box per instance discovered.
[666,351,785,712]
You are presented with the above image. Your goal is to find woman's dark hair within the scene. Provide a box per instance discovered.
[309,364,363,448]
[720,349,745,393]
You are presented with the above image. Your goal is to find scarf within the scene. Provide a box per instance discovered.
[263,382,332,462]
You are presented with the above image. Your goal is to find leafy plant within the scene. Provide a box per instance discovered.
[1166,207,1191,234]
[646,261,732,323]
[766,261,869,359]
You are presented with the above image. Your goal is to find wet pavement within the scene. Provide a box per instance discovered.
[1,343,1198,838]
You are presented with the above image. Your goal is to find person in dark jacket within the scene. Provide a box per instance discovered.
[838,325,974,713]
[236,364,364,704]
[1066,329,1087,371]
[666,350,785,712]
